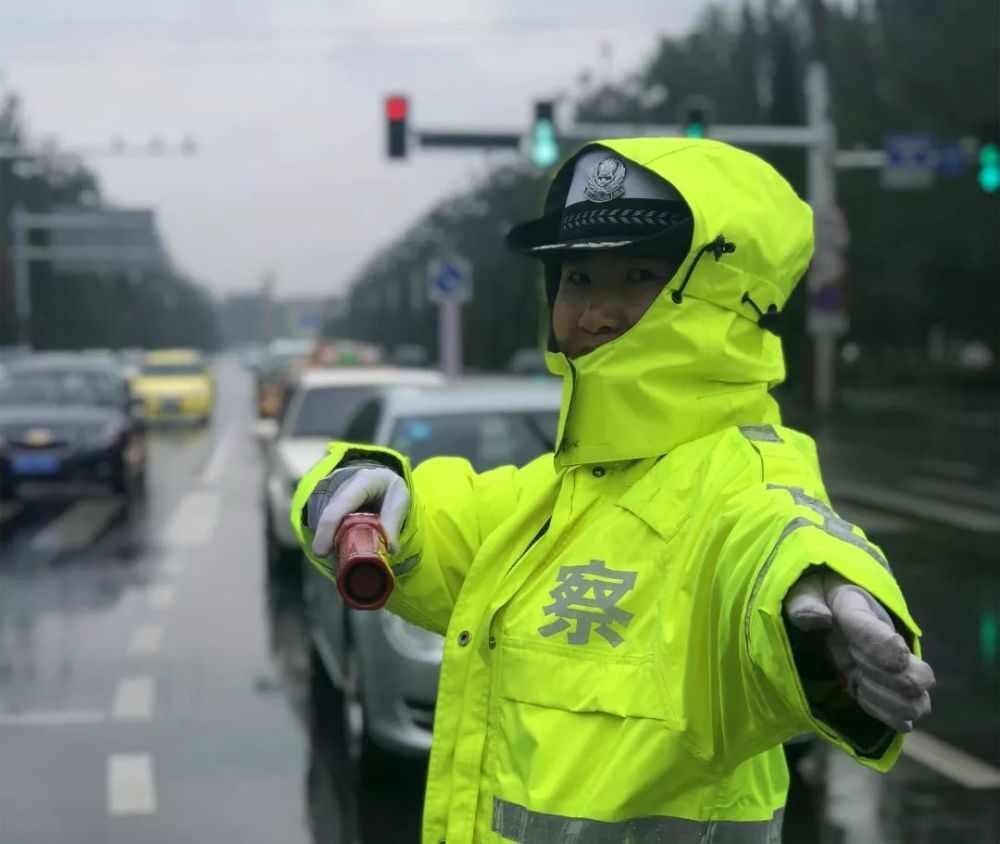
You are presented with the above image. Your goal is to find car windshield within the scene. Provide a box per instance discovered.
[287,385,375,437]
[0,369,121,408]
[141,363,205,377]
[389,410,559,471]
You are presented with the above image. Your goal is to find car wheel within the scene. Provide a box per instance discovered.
[110,457,130,495]
[308,643,350,759]
[344,643,395,782]
[0,473,17,502]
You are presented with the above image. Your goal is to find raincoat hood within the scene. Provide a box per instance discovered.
[541,137,814,468]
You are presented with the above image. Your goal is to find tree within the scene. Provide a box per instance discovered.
[336,0,998,384]
[0,90,220,351]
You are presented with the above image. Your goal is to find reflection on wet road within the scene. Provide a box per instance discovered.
[0,359,995,842]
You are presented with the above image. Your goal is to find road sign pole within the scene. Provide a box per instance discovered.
[438,299,462,377]
[428,255,472,377]
[12,208,32,349]
[805,0,843,415]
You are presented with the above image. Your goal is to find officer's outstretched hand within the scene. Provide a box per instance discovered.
[307,462,411,562]
[784,570,935,733]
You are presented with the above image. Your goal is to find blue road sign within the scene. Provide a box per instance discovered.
[427,257,473,305]
[936,141,966,178]
[882,133,936,189]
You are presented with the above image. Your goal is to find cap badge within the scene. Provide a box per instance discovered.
[583,157,627,203]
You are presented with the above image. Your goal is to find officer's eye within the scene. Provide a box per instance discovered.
[562,270,590,286]
[625,268,661,284]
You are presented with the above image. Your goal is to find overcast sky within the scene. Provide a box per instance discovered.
[1,0,720,299]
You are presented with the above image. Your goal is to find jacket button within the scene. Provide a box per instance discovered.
[592,466,606,478]
[458,631,471,647]
[488,636,497,649]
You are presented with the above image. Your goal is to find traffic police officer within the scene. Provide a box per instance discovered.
[292,137,935,843]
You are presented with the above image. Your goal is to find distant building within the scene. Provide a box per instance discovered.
[218,293,345,346]
[219,293,268,347]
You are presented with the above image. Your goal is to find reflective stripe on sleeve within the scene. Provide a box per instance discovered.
[738,424,784,443]
[745,486,895,650]
[744,516,816,648]
[492,798,783,843]
[766,484,891,573]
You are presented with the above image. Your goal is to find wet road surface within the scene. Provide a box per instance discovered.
[0,359,995,843]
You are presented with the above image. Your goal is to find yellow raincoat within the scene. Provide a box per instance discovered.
[293,138,921,843]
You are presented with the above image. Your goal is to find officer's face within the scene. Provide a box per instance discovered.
[553,254,678,359]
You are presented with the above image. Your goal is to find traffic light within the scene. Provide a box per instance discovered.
[385,94,408,159]
[531,101,559,168]
[978,142,1000,193]
[683,107,706,139]
[677,95,714,139]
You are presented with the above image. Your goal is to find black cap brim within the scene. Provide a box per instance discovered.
[506,212,694,263]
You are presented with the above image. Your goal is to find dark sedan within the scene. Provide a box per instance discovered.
[0,356,146,500]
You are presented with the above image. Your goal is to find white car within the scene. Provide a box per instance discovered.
[261,366,445,580]
[304,376,561,772]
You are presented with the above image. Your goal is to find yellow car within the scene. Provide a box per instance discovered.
[131,349,213,424]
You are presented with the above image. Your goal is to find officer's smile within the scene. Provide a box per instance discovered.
[552,254,679,359]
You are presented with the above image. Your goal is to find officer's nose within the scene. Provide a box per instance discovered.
[578,294,624,335]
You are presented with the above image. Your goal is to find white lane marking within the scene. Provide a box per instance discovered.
[127,625,164,656]
[0,709,106,727]
[147,584,176,610]
[201,426,235,485]
[0,501,22,526]
[31,498,122,553]
[107,754,157,816]
[833,503,912,536]
[161,490,220,548]
[112,676,155,722]
[920,457,982,481]
[828,480,1000,533]
[908,476,1000,510]
[903,729,1000,789]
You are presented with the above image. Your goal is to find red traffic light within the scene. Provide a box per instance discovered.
[386,95,408,122]
[385,94,408,159]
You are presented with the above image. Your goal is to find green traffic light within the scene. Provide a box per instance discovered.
[979,142,1000,193]
[684,122,705,139]
[981,609,998,670]
[531,118,559,168]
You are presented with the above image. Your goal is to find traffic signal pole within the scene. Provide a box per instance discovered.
[384,20,852,411]
[806,0,841,414]
[804,57,839,413]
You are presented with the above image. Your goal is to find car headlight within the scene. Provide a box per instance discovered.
[381,613,444,659]
[87,420,123,448]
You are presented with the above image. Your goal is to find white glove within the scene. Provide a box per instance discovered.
[784,570,935,733]
[307,464,411,560]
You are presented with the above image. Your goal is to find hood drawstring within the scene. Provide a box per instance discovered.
[670,233,780,334]
[670,234,736,304]
[741,292,782,334]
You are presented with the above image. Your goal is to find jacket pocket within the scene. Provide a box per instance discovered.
[498,639,673,723]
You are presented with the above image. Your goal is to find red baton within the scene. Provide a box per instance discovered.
[333,513,394,610]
